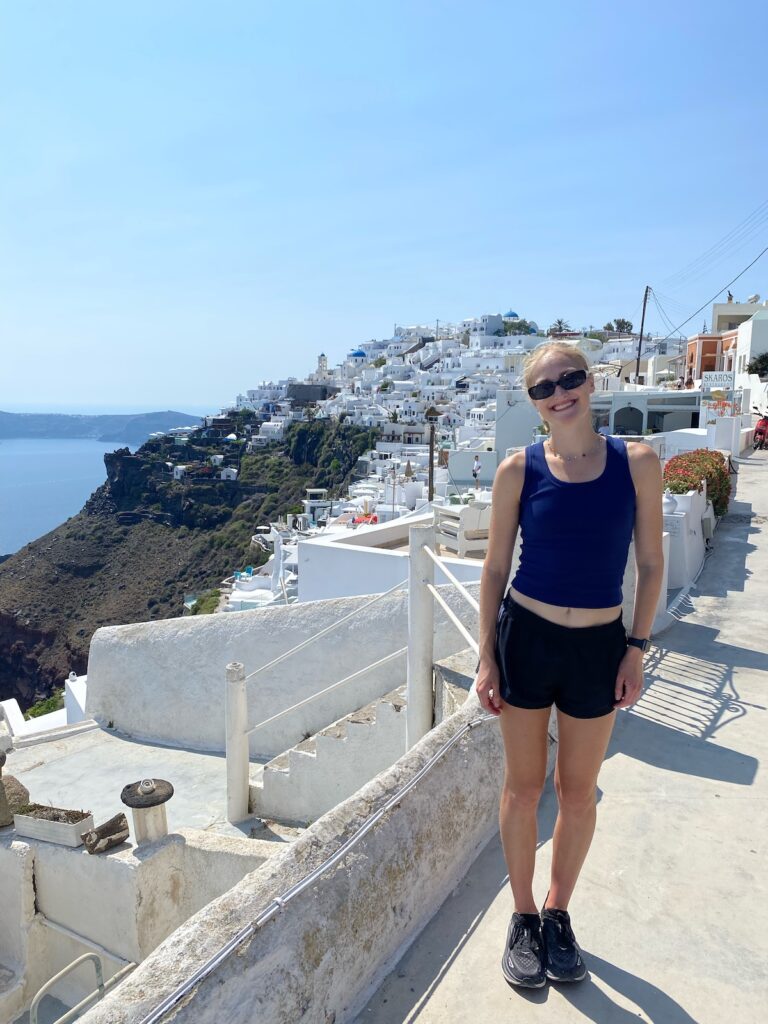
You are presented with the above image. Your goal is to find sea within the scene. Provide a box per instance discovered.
[0,438,132,556]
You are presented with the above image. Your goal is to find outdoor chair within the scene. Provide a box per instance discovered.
[433,501,491,558]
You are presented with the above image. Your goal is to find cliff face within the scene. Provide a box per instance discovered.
[0,505,230,706]
[0,420,378,708]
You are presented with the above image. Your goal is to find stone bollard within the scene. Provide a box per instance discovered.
[0,753,11,827]
[226,662,249,823]
[120,778,174,845]
[407,524,435,750]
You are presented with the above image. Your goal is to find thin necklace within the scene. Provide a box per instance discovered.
[547,434,604,463]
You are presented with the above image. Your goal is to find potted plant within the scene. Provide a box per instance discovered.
[14,804,94,847]
[663,449,731,517]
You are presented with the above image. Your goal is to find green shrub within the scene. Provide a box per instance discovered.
[663,449,731,516]
[26,689,64,719]
[191,589,221,615]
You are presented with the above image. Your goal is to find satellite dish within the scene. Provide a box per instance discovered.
[747,293,760,303]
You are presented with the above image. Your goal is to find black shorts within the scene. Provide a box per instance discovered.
[494,595,627,719]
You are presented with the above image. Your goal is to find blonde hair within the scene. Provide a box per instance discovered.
[523,342,591,434]
[523,342,590,391]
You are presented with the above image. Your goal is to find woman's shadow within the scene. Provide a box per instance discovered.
[551,953,701,1023]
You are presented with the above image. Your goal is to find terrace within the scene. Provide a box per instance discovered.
[1,453,765,1024]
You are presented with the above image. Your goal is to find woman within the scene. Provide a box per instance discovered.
[475,342,663,988]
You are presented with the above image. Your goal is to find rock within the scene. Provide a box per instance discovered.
[2,775,31,817]
[1,751,30,826]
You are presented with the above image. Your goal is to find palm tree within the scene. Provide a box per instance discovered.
[550,318,571,335]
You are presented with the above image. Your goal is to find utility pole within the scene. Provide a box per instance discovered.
[428,422,435,502]
[635,285,651,382]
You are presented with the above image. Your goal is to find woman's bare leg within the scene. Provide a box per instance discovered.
[546,708,616,911]
[498,704,552,914]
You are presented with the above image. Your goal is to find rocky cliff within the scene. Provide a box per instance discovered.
[0,420,377,708]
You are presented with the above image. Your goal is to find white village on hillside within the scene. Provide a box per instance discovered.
[1,297,767,1023]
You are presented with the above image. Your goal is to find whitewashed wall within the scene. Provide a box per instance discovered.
[0,840,36,1022]
[299,524,484,602]
[0,829,271,1017]
[87,584,480,757]
[79,693,546,1024]
[494,389,543,452]
[446,447,499,488]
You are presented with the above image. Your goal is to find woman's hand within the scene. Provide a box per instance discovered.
[614,648,645,709]
[475,659,504,716]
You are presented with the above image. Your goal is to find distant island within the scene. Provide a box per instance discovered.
[0,410,203,445]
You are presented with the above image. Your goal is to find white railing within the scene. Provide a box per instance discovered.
[405,524,479,749]
[225,579,408,821]
[225,526,481,822]
[135,523,486,1024]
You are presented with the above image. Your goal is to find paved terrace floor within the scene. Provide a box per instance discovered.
[357,451,767,1024]
[3,721,301,844]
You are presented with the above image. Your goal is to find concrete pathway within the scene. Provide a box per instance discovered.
[357,451,767,1024]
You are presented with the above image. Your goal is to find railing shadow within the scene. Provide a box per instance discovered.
[608,621,763,785]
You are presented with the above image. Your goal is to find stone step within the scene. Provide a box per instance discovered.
[433,647,477,724]
[250,687,407,825]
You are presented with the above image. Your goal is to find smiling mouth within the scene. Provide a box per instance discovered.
[550,399,577,412]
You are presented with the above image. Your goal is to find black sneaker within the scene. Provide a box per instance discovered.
[501,912,546,988]
[541,906,587,982]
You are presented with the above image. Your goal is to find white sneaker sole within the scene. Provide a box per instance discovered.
[501,959,547,988]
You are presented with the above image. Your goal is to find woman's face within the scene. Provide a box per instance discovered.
[529,353,594,427]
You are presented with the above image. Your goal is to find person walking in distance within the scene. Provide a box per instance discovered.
[475,341,663,988]
[472,454,482,490]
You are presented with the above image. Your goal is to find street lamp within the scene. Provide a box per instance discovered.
[425,406,440,502]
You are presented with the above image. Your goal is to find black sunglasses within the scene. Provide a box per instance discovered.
[527,369,588,401]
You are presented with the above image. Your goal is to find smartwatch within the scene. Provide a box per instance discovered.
[626,636,650,653]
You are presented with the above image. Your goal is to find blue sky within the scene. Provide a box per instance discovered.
[2,1,767,413]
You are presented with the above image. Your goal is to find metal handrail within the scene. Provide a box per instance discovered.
[30,952,136,1024]
[245,647,407,737]
[139,711,496,1024]
[426,584,479,654]
[243,578,408,683]
[50,964,136,1024]
[421,545,480,614]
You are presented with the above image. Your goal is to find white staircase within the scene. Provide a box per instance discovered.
[250,688,407,825]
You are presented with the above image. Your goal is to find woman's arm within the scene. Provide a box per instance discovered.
[614,443,664,709]
[475,452,524,715]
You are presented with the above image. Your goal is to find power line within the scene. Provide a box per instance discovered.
[663,226,768,293]
[660,198,768,290]
[655,244,768,344]
[651,289,693,316]
[650,290,681,337]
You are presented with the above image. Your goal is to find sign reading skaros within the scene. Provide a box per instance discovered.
[702,371,735,389]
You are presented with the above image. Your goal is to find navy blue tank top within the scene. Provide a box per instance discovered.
[511,435,636,608]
